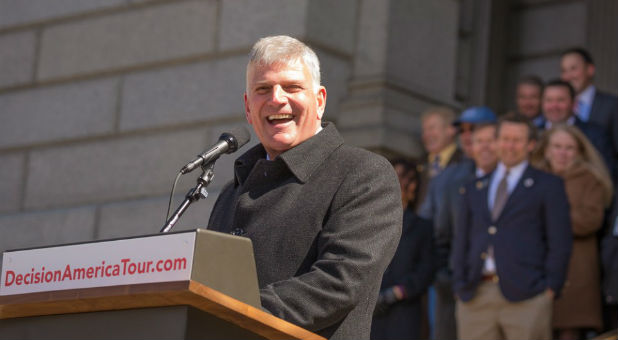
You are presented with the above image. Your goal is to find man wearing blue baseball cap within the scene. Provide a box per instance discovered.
[453,106,498,159]
[420,106,498,340]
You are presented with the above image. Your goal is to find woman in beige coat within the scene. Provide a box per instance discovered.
[531,124,613,340]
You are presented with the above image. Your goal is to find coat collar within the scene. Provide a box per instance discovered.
[233,122,344,185]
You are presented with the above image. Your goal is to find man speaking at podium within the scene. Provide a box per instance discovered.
[207,35,402,339]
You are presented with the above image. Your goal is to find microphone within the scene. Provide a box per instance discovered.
[180,126,251,174]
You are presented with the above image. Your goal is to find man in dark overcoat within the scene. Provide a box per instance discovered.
[207,35,402,340]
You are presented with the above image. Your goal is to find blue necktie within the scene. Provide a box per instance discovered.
[577,100,590,122]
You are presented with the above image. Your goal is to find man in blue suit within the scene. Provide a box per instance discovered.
[561,47,618,180]
[452,113,572,340]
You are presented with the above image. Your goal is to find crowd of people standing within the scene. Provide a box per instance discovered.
[370,47,618,340]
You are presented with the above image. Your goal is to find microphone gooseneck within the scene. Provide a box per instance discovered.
[180,126,250,174]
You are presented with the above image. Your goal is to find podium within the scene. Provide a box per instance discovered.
[0,229,324,340]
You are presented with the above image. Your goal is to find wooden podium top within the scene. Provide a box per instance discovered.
[0,280,325,340]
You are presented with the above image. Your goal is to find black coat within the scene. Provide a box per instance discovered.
[419,159,476,270]
[573,117,615,177]
[208,123,403,340]
[371,210,435,340]
[589,91,618,157]
[601,199,618,305]
[416,146,465,211]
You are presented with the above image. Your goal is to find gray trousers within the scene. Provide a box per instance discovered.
[433,269,457,340]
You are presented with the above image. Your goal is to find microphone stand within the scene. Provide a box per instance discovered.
[160,162,215,233]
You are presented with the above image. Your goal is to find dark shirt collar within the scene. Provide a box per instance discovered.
[233,122,344,185]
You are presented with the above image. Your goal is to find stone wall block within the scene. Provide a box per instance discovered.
[219,0,308,51]
[0,0,126,29]
[0,78,117,148]
[504,55,561,108]
[318,53,351,121]
[337,101,385,129]
[353,0,389,77]
[387,0,459,101]
[0,207,96,255]
[120,56,246,131]
[97,192,218,239]
[24,129,209,209]
[0,31,36,88]
[509,2,586,56]
[0,153,25,213]
[38,0,217,80]
[306,0,357,55]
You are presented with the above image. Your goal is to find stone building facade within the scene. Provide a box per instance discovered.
[0,0,616,256]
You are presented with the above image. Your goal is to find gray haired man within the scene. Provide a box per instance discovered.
[208,35,402,339]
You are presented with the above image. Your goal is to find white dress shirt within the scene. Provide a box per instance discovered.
[484,160,528,275]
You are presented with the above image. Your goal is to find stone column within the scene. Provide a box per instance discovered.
[587,0,618,94]
[336,0,460,158]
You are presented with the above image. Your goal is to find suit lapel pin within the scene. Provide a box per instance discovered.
[524,178,534,188]
[459,186,466,195]
[475,180,485,190]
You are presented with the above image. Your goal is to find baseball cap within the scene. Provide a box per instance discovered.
[453,106,497,126]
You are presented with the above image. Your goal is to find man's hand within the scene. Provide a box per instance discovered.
[545,288,555,299]
[373,286,406,317]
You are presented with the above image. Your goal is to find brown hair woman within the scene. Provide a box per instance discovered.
[531,123,613,340]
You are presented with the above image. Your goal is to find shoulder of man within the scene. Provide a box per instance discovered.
[449,147,466,165]
[526,165,565,189]
[461,170,491,193]
[333,143,394,172]
[595,89,618,103]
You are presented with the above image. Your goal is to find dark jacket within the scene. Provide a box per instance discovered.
[590,90,618,155]
[371,210,435,340]
[208,122,403,340]
[573,117,615,176]
[452,165,572,302]
[419,159,476,270]
[416,147,465,211]
[602,198,618,305]
[590,90,618,181]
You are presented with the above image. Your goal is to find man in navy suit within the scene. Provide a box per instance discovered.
[561,47,618,180]
[539,79,614,174]
[418,107,497,340]
[452,113,572,340]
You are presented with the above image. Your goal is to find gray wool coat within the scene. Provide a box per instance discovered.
[208,122,403,339]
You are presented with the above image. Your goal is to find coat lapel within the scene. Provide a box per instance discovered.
[589,91,602,122]
[472,174,492,223]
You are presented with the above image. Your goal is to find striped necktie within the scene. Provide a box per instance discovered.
[491,170,509,221]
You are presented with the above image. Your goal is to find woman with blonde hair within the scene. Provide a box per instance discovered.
[531,123,613,340]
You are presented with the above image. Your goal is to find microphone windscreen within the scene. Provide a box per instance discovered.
[228,126,251,148]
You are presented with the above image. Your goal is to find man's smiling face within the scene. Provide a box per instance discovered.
[244,60,326,159]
